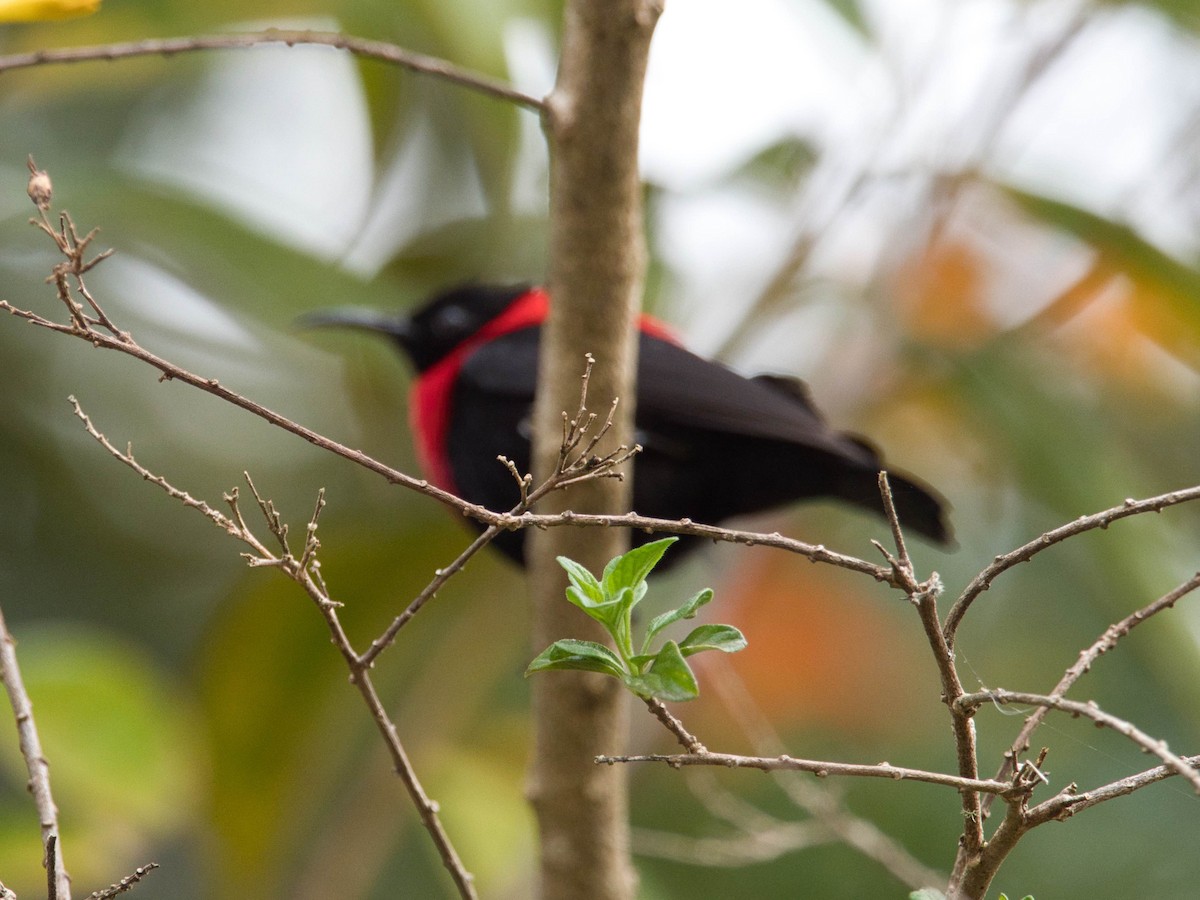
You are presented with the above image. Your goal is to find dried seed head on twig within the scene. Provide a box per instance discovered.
[26,156,52,211]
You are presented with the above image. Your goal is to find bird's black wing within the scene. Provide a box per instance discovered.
[632,336,951,545]
[456,327,951,545]
[459,328,869,458]
[633,337,877,463]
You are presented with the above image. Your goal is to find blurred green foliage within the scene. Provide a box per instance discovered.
[2,1,1200,898]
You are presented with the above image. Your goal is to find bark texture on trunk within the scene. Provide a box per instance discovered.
[528,2,662,898]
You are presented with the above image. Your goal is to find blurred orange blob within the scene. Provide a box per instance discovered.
[893,239,997,350]
[714,549,932,737]
[1047,262,1200,398]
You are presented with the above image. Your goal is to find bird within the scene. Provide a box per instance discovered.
[304,284,952,564]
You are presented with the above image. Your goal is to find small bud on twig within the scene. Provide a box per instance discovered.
[26,156,52,211]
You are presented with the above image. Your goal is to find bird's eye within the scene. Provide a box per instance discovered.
[433,306,472,338]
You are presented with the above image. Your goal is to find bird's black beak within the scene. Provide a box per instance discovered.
[297,307,414,342]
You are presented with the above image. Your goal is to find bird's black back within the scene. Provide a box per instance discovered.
[445,325,950,562]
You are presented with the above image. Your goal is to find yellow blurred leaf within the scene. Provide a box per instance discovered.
[0,0,99,21]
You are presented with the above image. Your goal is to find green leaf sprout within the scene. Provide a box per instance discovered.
[526,538,747,702]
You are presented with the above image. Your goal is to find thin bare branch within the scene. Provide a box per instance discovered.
[705,661,946,890]
[957,689,1200,794]
[0,30,544,111]
[912,578,984,859]
[1025,754,1200,824]
[0,600,70,899]
[642,699,706,754]
[68,403,478,900]
[597,750,1011,795]
[68,398,246,537]
[501,509,895,581]
[1,298,488,516]
[867,472,986,862]
[876,470,913,580]
[983,571,1200,814]
[945,485,1200,646]
[359,525,505,667]
[84,863,158,900]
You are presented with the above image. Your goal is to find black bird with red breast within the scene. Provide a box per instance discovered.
[305,284,952,563]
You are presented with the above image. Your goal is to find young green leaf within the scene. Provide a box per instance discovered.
[557,556,604,604]
[538,544,737,703]
[610,586,639,651]
[525,639,627,680]
[679,623,747,656]
[600,537,678,596]
[625,641,699,702]
[565,586,625,630]
[644,588,714,648]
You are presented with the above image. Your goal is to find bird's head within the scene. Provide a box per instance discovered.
[300,282,532,372]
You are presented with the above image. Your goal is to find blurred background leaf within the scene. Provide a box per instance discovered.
[2,0,1200,897]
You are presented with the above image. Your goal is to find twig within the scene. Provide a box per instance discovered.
[1025,754,1200,824]
[872,473,984,860]
[500,509,895,581]
[983,571,1200,814]
[0,30,544,112]
[359,526,505,667]
[642,699,706,754]
[0,598,70,899]
[48,833,58,900]
[870,470,926,595]
[67,402,478,900]
[596,750,1011,795]
[912,581,984,860]
[944,485,1200,646]
[705,660,945,890]
[84,863,158,899]
[935,486,1200,891]
[956,689,1200,794]
[950,719,1199,898]
[1,295,494,518]
[361,353,641,663]
[874,471,913,583]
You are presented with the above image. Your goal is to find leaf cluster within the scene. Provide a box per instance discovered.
[525,538,746,702]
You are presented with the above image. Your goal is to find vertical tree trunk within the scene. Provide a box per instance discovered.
[527,2,662,898]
